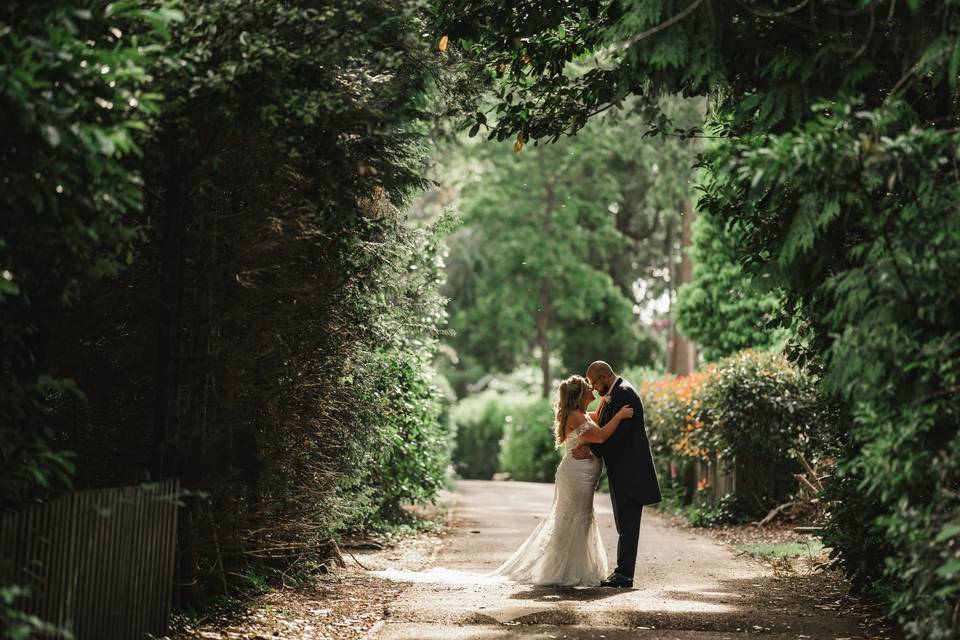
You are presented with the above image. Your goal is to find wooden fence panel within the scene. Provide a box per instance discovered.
[691,454,736,502]
[0,480,180,640]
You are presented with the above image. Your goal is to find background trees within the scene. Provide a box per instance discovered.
[675,211,786,362]
[444,136,646,398]
[434,104,700,398]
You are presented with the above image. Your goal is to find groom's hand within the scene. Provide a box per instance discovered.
[571,445,592,460]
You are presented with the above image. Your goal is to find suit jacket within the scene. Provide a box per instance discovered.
[590,377,662,506]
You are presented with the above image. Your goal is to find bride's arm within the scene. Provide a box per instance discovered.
[587,409,599,421]
[578,406,634,444]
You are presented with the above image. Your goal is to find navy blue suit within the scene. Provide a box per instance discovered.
[589,377,661,578]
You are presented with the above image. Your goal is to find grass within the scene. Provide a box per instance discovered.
[734,540,825,559]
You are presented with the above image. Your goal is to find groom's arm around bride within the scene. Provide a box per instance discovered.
[587,370,661,505]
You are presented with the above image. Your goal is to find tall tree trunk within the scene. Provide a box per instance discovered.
[537,277,551,398]
[667,199,697,375]
[537,152,555,398]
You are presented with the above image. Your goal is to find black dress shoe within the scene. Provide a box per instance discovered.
[599,572,633,588]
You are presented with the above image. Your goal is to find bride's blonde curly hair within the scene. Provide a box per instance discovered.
[554,375,590,445]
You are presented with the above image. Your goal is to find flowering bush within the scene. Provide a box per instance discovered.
[642,369,712,460]
[642,350,839,513]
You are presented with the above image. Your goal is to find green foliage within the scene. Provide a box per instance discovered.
[620,364,665,385]
[362,348,450,522]
[734,540,824,560]
[497,397,560,482]
[682,493,753,528]
[439,105,698,395]
[2,0,476,609]
[697,350,838,505]
[676,211,786,361]
[443,135,652,392]
[0,0,174,509]
[0,585,71,640]
[450,390,558,482]
[239,569,270,596]
[701,99,960,638]
[450,391,515,479]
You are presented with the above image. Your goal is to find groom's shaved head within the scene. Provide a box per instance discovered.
[586,361,616,396]
[586,361,614,379]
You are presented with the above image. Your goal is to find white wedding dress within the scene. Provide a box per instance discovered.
[373,420,609,587]
[493,420,608,586]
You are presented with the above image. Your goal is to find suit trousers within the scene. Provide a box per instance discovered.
[609,483,644,578]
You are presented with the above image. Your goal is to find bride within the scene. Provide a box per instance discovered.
[373,375,632,587]
[492,374,632,586]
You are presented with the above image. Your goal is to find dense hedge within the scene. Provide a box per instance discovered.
[451,392,559,482]
[450,391,514,480]
[1,0,475,617]
[0,1,172,510]
[497,398,559,482]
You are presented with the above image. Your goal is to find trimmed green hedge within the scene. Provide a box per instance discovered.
[450,391,517,479]
[450,392,560,482]
[498,398,560,482]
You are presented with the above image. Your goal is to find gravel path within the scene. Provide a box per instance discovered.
[363,480,868,640]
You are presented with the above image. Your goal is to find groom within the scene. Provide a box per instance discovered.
[572,361,661,588]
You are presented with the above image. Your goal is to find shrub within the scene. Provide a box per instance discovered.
[698,350,839,509]
[450,391,521,479]
[360,350,450,523]
[498,398,560,482]
[642,369,712,461]
[641,349,838,517]
[450,391,561,482]
[640,370,712,511]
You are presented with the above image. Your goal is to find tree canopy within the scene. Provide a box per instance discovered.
[434,103,703,396]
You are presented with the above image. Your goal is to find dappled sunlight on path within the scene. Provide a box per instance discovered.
[367,480,866,639]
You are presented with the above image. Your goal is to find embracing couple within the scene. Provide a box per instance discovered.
[374,361,660,588]
[493,361,662,588]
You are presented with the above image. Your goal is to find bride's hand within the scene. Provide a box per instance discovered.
[616,405,634,420]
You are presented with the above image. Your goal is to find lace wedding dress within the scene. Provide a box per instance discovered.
[372,421,608,587]
[491,420,608,586]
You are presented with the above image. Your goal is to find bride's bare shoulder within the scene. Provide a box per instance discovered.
[563,410,588,435]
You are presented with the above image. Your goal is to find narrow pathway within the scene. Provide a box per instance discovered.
[365,480,865,640]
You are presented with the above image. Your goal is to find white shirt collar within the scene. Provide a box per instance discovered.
[602,376,621,402]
